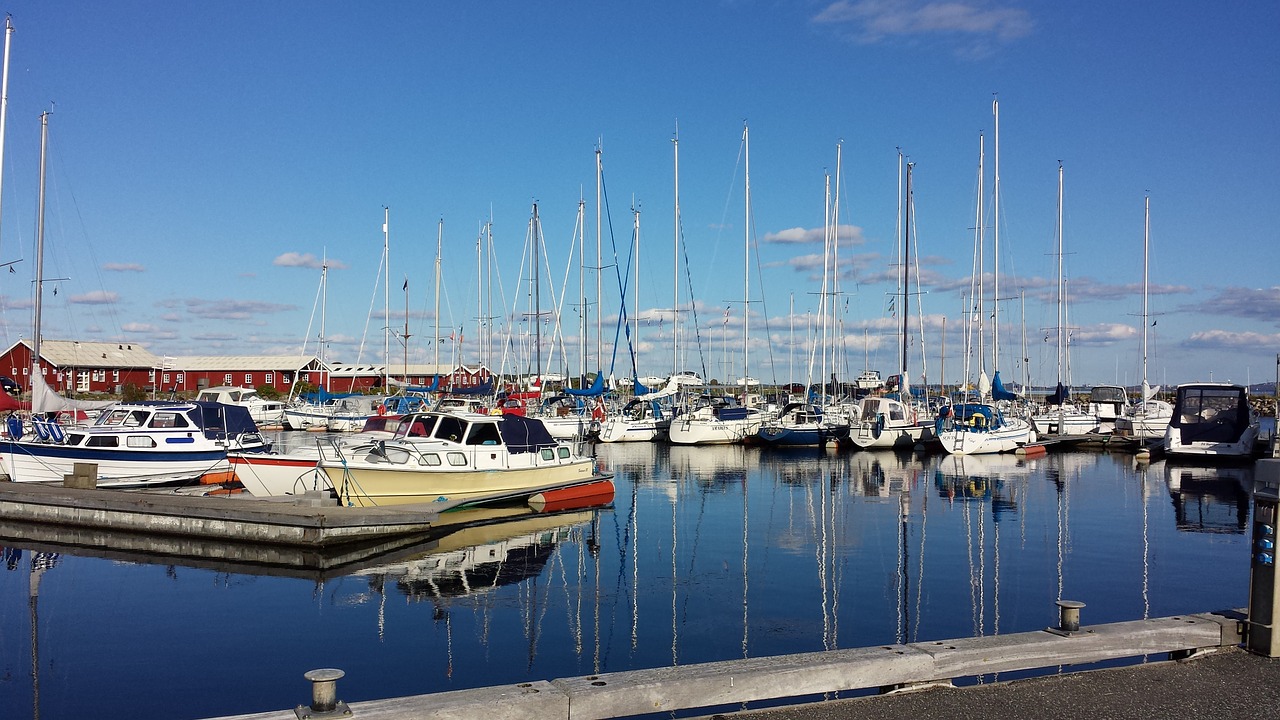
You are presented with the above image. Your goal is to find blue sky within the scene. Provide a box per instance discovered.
[0,1,1276,389]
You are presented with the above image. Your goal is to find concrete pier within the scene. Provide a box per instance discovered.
[207,610,1247,720]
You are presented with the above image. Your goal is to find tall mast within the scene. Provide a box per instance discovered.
[1056,162,1065,391]
[992,97,1001,375]
[532,203,543,382]
[742,122,751,397]
[382,206,390,390]
[672,126,681,374]
[595,146,603,379]
[433,219,442,376]
[1141,195,1150,391]
[32,111,48,387]
[0,18,13,258]
[903,161,913,390]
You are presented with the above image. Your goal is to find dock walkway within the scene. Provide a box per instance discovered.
[209,609,1280,720]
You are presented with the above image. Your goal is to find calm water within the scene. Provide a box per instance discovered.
[0,442,1258,720]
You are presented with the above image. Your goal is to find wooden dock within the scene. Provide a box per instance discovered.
[208,609,1244,720]
[0,481,438,548]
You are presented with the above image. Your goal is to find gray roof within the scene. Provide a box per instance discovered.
[172,355,324,372]
[21,339,161,368]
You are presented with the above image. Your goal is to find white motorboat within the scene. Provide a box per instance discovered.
[195,386,286,426]
[0,401,270,487]
[318,411,600,507]
[1162,383,1259,460]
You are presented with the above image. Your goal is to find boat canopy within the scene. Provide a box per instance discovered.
[497,414,558,454]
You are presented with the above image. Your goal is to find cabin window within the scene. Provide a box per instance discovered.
[86,436,119,448]
[541,448,555,461]
[558,447,570,459]
[420,453,442,467]
[446,452,467,467]
[465,423,502,446]
[126,436,156,448]
[406,416,437,438]
[434,416,466,443]
[224,374,233,385]
[148,412,190,429]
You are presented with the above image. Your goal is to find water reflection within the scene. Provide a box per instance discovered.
[1163,463,1253,534]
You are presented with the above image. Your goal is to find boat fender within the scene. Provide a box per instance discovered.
[5,415,22,440]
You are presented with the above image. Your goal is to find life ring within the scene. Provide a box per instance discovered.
[5,415,22,440]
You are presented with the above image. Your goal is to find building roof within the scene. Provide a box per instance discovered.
[11,339,162,369]
[172,355,324,372]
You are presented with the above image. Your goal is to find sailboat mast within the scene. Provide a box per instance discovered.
[433,219,442,376]
[0,18,13,256]
[595,146,603,382]
[992,97,1001,375]
[672,127,680,375]
[1141,195,1150,390]
[903,161,913,390]
[1056,162,1064,391]
[742,122,750,397]
[32,110,47,388]
[532,203,543,382]
[382,206,390,390]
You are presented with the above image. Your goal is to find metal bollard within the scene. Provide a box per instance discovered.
[295,668,351,718]
[1056,600,1085,632]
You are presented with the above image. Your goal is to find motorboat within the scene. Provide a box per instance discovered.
[195,386,287,426]
[318,411,601,507]
[0,400,270,487]
[1162,383,1259,460]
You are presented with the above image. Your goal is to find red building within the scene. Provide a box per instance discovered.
[0,339,160,395]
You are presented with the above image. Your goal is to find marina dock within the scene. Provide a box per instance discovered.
[0,481,438,548]
[207,608,1255,719]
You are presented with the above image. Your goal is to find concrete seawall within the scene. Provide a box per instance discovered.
[209,609,1243,720]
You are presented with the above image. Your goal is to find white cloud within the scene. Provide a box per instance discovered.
[1183,329,1280,350]
[273,252,348,270]
[69,290,119,305]
[813,1,1033,55]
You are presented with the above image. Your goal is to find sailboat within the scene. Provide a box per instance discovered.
[668,123,766,445]
[934,99,1036,456]
[1031,163,1099,437]
[1115,196,1173,439]
[759,144,854,447]
[848,157,934,450]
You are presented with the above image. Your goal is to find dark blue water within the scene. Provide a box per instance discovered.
[0,443,1255,719]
